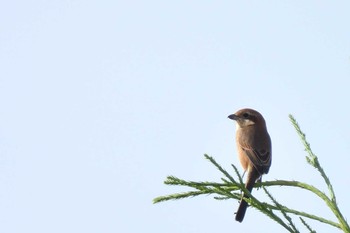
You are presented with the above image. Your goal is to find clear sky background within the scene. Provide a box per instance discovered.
[1,1,350,232]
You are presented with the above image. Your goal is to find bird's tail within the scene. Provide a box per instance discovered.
[235,189,251,222]
[235,169,259,222]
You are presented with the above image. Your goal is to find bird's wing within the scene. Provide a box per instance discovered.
[239,143,271,175]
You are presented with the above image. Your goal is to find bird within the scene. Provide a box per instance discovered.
[228,108,272,222]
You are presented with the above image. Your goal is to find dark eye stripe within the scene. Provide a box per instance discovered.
[242,113,249,118]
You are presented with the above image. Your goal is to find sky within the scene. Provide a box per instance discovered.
[1,1,350,232]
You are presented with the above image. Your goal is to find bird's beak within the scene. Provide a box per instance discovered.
[228,114,239,120]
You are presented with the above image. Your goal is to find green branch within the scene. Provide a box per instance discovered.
[289,115,350,232]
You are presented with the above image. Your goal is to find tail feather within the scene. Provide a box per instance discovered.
[235,198,248,222]
[235,168,260,222]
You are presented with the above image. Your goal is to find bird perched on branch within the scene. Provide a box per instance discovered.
[228,108,272,222]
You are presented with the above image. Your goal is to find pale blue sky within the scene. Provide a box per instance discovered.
[1,1,350,232]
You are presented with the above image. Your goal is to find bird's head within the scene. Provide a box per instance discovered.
[228,108,266,128]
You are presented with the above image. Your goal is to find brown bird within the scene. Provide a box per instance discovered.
[228,108,272,222]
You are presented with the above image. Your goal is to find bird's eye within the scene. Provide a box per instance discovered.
[242,113,249,118]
